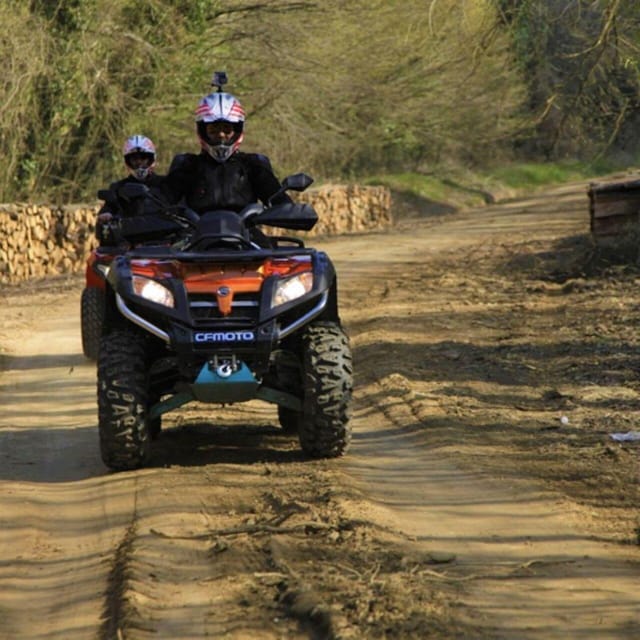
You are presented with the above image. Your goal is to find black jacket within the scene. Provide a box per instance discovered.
[99,174,167,218]
[96,174,176,245]
[162,151,292,214]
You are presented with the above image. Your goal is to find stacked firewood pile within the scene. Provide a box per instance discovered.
[296,184,391,235]
[0,204,97,283]
[0,185,391,284]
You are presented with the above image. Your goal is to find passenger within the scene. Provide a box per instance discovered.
[96,135,166,245]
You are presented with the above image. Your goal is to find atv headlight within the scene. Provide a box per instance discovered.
[132,276,175,308]
[272,272,313,308]
[96,264,110,277]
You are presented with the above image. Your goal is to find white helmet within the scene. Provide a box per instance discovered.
[122,135,156,180]
[195,92,245,162]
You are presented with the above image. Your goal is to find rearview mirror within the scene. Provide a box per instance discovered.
[268,172,314,206]
[281,173,314,193]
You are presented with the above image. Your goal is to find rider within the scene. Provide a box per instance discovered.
[96,134,167,245]
[161,74,292,244]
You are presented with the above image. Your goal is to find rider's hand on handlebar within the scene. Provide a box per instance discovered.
[97,212,114,224]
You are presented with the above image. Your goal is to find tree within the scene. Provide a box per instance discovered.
[208,0,527,176]
[495,0,640,161]
[0,1,559,201]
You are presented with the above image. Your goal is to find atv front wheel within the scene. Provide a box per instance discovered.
[81,287,104,361]
[98,329,151,470]
[298,322,353,457]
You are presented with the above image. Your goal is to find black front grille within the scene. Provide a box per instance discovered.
[188,292,260,325]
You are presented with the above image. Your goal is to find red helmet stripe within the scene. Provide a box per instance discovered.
[228,102,245,118]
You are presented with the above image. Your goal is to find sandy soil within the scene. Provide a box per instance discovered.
[0,177,639,639]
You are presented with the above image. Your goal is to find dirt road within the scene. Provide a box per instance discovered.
[1,178,639,639]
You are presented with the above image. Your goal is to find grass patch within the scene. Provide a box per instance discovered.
[364,173,451,200]
[486,157,637,191]
[364,173,489,210]
[362,158,640,211]
[488,161,589,189]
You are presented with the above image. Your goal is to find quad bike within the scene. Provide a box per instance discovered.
[96,173,353,470]
[81,199,182,361]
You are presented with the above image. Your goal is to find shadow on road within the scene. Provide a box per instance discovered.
[0,352,88,371]
[150,421,307,468]
[0,422,306,483]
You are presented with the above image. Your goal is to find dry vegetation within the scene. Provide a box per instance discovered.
[1,0,638,203]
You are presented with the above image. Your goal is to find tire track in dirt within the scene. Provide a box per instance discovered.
[3,178,640,638]
[344,374,640,639]
[328,183,640,638]
[97,473,344,640]
[0,284,141,640]
[91,405,473,639]
[99,518,138,640]
[88,418,333,639]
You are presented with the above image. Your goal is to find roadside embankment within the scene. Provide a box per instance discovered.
[0,185,391,284]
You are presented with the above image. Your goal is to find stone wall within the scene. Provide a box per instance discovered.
[0,185,391,284]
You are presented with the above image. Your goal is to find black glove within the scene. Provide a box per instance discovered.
[96,213,122,245]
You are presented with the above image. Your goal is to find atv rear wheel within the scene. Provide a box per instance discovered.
[81,287,104,361]
[148,414,162,439]
[298,322,353,457]
[278,405,301,434]
[148,394,162,439]
[98,329,151,470]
